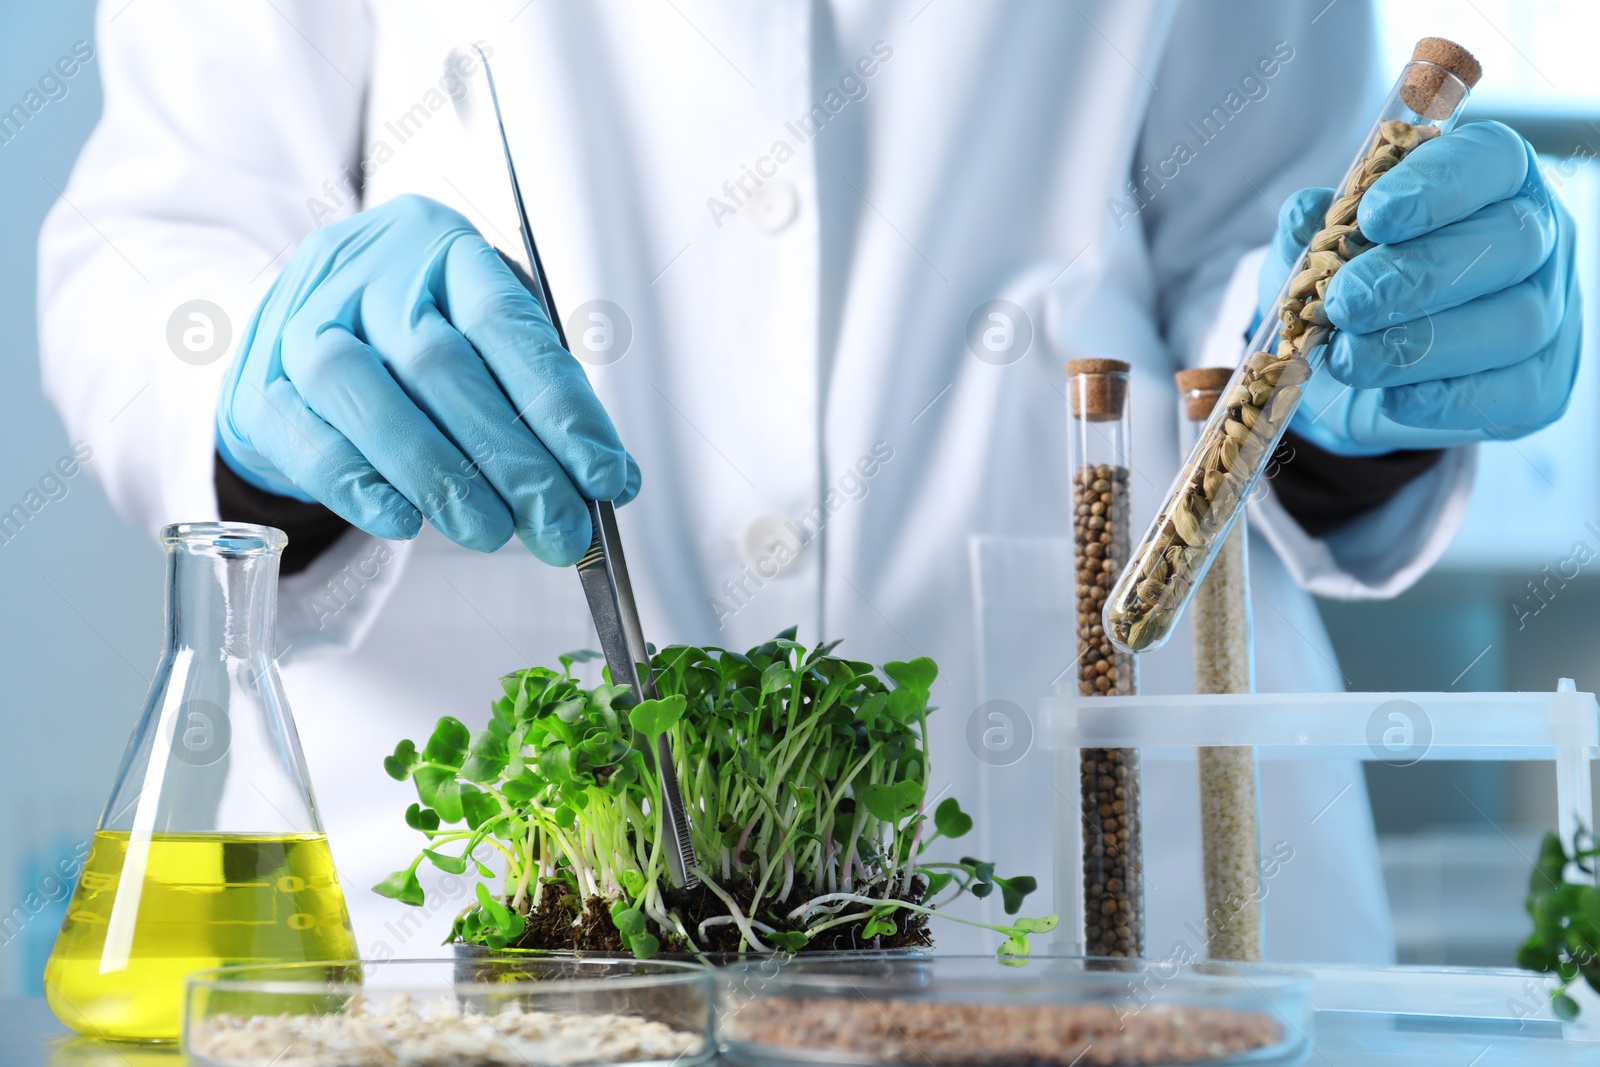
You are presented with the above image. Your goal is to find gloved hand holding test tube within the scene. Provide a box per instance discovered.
[1105,37,1578,654]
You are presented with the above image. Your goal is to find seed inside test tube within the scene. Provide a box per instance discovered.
[1103,37,1484,655]
[1067,358,1144,959]
[1177,368,1264,964]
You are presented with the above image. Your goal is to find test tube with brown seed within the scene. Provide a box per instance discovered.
[1176,368,1264,963]
[1066,357,1144,959]
[1104,38,1484,654]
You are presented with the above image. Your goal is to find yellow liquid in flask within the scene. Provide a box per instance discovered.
[44,830,356,1042]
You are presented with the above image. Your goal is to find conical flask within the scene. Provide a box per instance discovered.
[45,523,355,1043]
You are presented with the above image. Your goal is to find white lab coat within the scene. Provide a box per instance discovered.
[39,0,1473,962]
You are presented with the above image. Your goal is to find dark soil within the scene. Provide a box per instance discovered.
[504,875,932,955]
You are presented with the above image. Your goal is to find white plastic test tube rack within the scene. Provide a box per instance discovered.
[1043,681,1600,1049]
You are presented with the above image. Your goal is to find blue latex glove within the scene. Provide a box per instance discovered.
[1258,121,1580,456]
[217,195,639,564]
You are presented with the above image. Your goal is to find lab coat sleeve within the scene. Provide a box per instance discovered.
[37,0,410,655]
[1138,0,1474,599]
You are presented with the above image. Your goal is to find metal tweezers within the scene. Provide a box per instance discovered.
[472,45,700,890]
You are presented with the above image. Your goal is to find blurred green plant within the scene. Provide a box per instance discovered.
[1517,825,1600,1020]
[375,628,1056,957]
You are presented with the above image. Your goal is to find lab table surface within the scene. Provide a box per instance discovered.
[2,995,1589,1065]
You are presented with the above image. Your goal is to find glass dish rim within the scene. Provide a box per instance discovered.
[714,953,1312,993]
[184,955,716,998]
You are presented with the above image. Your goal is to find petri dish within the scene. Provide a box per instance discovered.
[183,956,714,1067]
[717,954,1311,1067]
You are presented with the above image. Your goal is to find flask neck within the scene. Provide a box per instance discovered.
[95,522,320,839]
[163,526,284,662]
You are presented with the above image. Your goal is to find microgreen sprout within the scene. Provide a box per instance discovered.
[376,629,1057,956]
[1517,823,1600,1020]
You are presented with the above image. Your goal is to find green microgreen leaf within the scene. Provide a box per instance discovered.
[995,874,1038,915]
[476,882,515,935]
[384,739,420,781]
[860,781,921,824]
[628,694,687,737]
[934,797,973,839]
[883,657,937,699]
[460,789,500,831]
[610,902,647,938]
[415,766,464,823]
[537,743,574,784]
[1534,832,1568,894]
[884,688,923,726]
[559,649,602,674]
[760,661,793,698]
[501,769,540,804]
[404,803,440,832]
[997,934,1030,958]
[423,848,467,875]
[422,717,470,766]
[460,729,508,783]
[858,693,887,732]
[373,867,424,907]
[862,914,897,939]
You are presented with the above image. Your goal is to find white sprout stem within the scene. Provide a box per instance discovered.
[697,871,772,952]
[643,895,673,935]
[530,838,550,909]
[749,818,805,917]
[666,909,700,953]
[735,814,760,865]
[777,849,795,903]
[802,909,875,937]
[510,835,535,912]
[838,794,870,891]
[785,895,854,924]
[699,915,777,941]
[898,800,929,896]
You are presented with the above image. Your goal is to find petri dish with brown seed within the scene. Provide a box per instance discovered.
[717,954,1311,1066]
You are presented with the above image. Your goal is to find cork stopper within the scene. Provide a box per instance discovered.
[1066,358,1131,421]
[1401,37,1481,120]
[1174,367,1233,422]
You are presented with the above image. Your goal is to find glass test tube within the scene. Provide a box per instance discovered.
[1067,358,1144,958]
[1105,38,1484,654]
[1177,368,1264,962]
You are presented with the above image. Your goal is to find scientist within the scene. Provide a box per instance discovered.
[39,1,1577,960]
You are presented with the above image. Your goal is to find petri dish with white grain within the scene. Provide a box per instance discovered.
[184,957,714,1067]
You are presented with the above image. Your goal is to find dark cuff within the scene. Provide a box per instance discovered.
[214,452,351,576]
[1266,430,1445,537]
